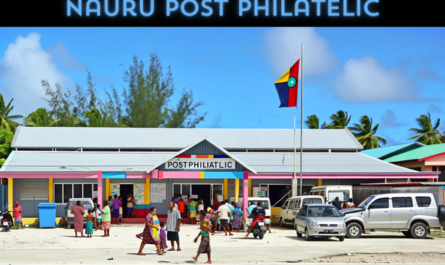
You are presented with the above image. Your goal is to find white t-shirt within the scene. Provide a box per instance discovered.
[218,205,230,220]
[127,197,133,208]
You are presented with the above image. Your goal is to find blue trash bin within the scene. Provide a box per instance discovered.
[37,203,57,228]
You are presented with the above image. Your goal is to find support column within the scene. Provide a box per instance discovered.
[7,178,13,212]
[234,179,239,203]
[97,171,103,205]
[317,179,322,186]
[242,171,248,218]
[145,177,151,216]
[223,179,228,201]
[105,178,110,202]
[48,178,54,203]
[248,179,252,197]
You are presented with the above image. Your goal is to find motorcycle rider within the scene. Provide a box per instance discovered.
[244,202,266,238]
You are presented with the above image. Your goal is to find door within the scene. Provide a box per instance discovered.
[366,198,390,228]
[192,185,211,211]
[296,205,308,232]
[391,197,415,228]
[286,200,296,222]
[290,199,301,223]
[280,200,290,223]
[120,184,133,218]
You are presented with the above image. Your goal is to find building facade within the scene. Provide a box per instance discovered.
[0,127,439,224]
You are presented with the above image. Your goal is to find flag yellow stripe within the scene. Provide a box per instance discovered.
[274,69,290,84]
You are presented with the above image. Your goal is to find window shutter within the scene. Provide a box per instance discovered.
[20,183,48,200]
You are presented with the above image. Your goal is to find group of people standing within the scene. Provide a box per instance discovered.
[70,198,112,238]
[107,194,135,224]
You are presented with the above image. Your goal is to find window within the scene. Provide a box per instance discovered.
[294,199,301,209]
[303,198,323,205]
[173,184,181,196]
[282,200,289,210]
[321,191,325,198]
[369,198,389,209]
[288,200,295,209]
[298,205,307,216]
[55,183,97,203]
[307,206,341,217]
[328,190,350,202]
[392,197,413,208]
[249,200,269,209]
[20,183,48,200]
[416,197,432,207]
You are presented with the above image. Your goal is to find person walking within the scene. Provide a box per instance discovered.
[217,202,233,236]
[13,201,24,229]
[192,210,213,264]
[127,194,135,218]
[136,207,165,255]
[112,195,121,225]
[231,203,243,232]
[166,201,182,251]
[101,201,111,237]
[224,200,234,232]
[70,201,85,238]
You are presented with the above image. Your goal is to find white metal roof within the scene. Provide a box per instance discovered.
[11,127,363,150]
[0,150,431,176]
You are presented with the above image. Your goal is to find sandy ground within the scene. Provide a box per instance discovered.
[1,224,445,264]
[304,252,445,264]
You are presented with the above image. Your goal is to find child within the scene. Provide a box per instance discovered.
[85,209,94,238]
[193,210,213,264]
[159,221,168,252]
[209,209,219,234]
[95,204,102,231]
[119,196,123,224]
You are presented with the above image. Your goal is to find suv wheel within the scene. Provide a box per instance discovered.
[346,222,362,238]
[304,228,312,241]
[410,222,428,239]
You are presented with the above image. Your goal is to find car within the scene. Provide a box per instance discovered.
[309,185,353,205]
[295,204,347,242]
[278,196,325,229]
[64,198,94,229]
[340,193,445,239]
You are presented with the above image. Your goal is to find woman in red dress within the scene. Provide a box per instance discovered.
[70,201,85,238]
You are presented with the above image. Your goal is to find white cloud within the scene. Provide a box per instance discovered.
[0,33,72,116]
[334,56,420,103]
[264,28,339,77]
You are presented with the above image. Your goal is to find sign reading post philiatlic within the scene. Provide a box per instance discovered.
[165,158,236,170]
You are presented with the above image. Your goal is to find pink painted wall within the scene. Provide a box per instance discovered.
[162,171,200,179]
[248,174,437,179]
[425,154,445,166]
[0,173,98,179]
[97,171,103,206]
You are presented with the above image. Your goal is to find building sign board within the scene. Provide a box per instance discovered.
[165,158,236,170]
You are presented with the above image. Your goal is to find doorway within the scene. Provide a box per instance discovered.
[192,185,211,210]
[120,184,133,218]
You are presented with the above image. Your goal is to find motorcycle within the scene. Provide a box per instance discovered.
[247,215,266,239]
[1,206,13,232]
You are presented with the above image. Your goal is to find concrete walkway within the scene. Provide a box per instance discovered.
[1,224,444,264]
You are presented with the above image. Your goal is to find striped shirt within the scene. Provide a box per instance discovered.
[166,207,182,232]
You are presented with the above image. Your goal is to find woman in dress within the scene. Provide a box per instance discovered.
[232,203,244,232]
[136,207,165,255]
[70,201,85,238]
[188,199,197,225]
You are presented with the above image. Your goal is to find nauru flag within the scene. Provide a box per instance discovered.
[274,59,300,108]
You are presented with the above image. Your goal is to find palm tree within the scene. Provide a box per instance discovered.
[441,132,445,143]
[407,113,441,145]
[23,108,61,127]
[0,93,23,132]
[350,115,387,149]
[327,110,351,129]
[305,114,327,129]
[84,108,117,127]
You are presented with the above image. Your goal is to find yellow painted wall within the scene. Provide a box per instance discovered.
[48,178,54,203]
[8,178,13,212]
[234,179,239,202]
[145,178,150,205]
[21,218,66,226]
[105,178,110,200]
[223,179,228,200]
[271,208,281,224]
[248,179,252,197]
[317,179,322,186]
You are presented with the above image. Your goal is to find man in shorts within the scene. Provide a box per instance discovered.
[217,202,233,236]
[13,201,24,229]
[127,194,135,218]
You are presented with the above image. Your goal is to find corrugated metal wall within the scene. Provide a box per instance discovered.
[159,141,245,172]
[352,186,445,206]
[228,179,243,202]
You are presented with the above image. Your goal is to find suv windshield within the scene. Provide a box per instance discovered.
[248,200,269,209]
[358,196,375,208]
[307,206,341,217]
[303,198,323,205]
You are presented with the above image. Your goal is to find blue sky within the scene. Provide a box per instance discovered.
[0,27,444,145]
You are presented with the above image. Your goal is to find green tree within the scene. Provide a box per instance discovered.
[0,94,23,132]
[304,114,327,129]
[350,115,387,149]
[84,108,117,127]
[407,113,442,145]
[0,129,14,167]
[23,108,60,127]
[123,54,206,128]
[327,110,351,129]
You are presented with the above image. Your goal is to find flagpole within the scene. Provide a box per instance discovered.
[293,115,297,196]
[300,43,304,196]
